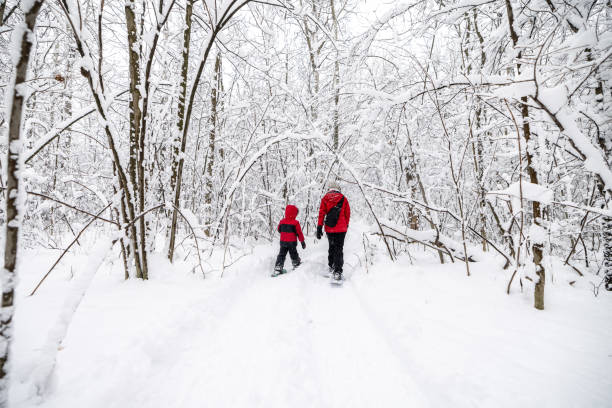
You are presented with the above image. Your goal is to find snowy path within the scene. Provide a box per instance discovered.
[125,250,429,408]
[304,265,428,408]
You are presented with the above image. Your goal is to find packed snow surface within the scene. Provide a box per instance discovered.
[10,230,612,408]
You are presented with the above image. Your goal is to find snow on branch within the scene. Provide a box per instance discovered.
[531,93,612,193]
[351,1,421,59]
[372,221,478,263]
[213,131,318,238]
[488,182,554,205]
[24,90,128,164]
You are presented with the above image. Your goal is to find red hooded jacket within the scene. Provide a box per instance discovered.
[278,205,305,243]
[317,190,350,233]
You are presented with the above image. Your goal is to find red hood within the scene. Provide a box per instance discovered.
[285,205,298,220]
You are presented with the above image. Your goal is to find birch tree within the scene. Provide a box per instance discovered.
[1,2,45,404]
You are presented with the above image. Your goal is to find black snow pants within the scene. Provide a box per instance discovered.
[275,241,301,271]
[326,232,346,273]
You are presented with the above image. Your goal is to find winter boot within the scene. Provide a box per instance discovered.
[333,271,342,282]
[272,265,283,277]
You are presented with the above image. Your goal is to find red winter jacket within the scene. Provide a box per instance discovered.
[317,190,350,233]
[278,205,305,243]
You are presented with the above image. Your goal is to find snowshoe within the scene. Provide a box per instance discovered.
[271,268,287,277]
[331,272,343,285]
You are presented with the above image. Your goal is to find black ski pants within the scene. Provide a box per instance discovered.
[275,241,301,270]
[326,232,346,273]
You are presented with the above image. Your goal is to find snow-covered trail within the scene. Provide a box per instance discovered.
[122,246,429,408]
[303,263,429,407]
[13,234,612,408]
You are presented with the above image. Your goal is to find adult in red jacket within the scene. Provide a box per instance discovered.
[316,182,350,279]
[275,204,305,273]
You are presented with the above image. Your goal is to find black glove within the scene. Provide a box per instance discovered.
[316,226,323,240]
[301,241,306,250]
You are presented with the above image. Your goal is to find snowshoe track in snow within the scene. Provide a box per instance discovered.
[130,253,429,408]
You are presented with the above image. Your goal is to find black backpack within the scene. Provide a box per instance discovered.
[324,196,345,228]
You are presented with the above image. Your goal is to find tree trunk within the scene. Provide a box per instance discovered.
[1,2,44,405]
[168,0,194,261]
[301,1,320,122]
[137,0,171,266]
[522,101,545,309]
[505,0,545,309]
[59,0,143,280]
[330,0,340,150]
[403,112,444,263]
[0,0,6,27]
[592,52,611,290]
[204,53,222,237]
[172,0,254,249]
[471,116,488,251]
[124,0,148,278]
[604,216,612,290]
[463,10,488,251]
[401,153,419,230]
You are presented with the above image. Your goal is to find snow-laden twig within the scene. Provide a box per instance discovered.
[29,204,112,296]
[24,90,128,164]
[531,96,612,194]
[213,131,318,242]
[355,181,513,266]
[301,117,396,261]
[373,222,466,262]
[351,1,421,60]
[168,204,206,278]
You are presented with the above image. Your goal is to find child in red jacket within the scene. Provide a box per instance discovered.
[274,204,305,275]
